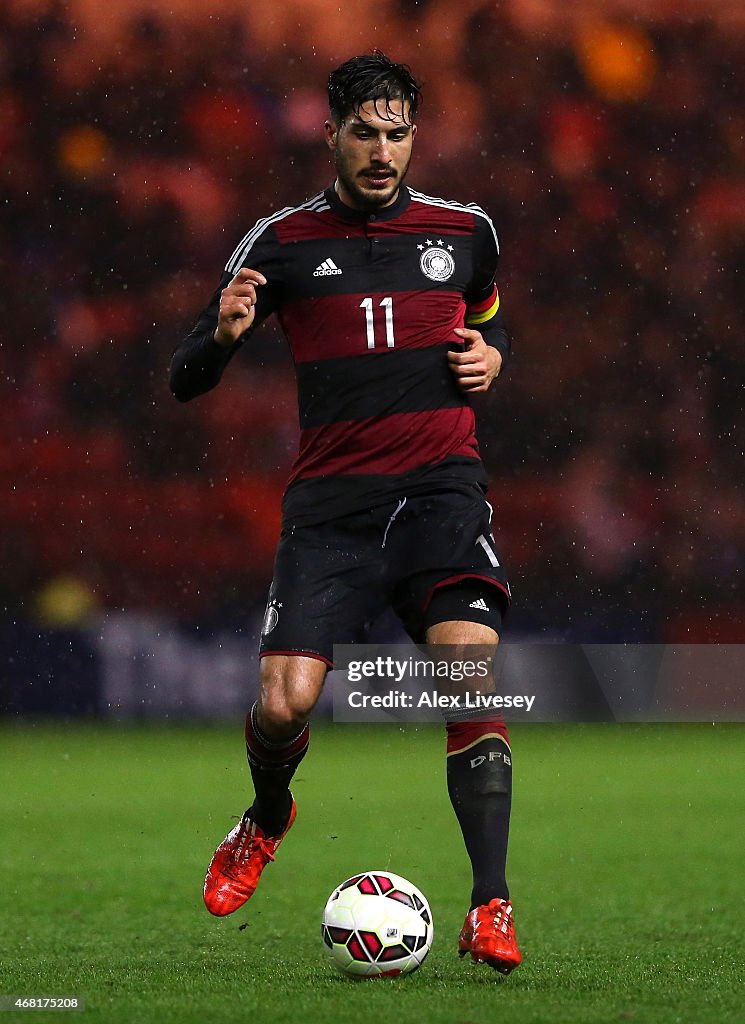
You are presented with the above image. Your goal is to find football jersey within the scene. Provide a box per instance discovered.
[171,184,509,526]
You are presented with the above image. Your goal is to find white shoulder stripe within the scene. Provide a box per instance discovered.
[408,187,499,254]
[226,192,329,274]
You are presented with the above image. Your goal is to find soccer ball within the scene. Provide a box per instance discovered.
[321,870,433,978]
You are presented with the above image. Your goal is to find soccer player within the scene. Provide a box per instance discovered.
[171,52,521,974]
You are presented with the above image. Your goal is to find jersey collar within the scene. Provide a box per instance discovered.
[325,183,411,222]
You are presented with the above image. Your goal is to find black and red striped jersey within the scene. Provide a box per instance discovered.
[171,183,509,525]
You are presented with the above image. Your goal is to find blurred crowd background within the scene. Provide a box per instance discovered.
[2,0,744,648]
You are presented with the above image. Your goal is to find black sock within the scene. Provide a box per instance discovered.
[446,719,512,908]
[244,703,309,836]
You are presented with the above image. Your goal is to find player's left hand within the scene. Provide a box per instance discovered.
[448,329,503,393]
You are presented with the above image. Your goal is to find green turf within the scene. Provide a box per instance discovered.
[0,722,742,1023]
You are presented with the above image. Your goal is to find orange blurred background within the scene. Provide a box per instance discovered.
[2,0,744,645]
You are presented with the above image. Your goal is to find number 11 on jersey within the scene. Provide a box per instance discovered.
[361,296,395,349]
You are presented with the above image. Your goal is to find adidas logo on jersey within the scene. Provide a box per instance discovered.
[469,598,490,611]
[313,258,342,276]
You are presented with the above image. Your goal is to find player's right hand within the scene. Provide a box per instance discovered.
[214,268,267,346]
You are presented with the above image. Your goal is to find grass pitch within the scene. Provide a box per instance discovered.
[0,722,742,1023]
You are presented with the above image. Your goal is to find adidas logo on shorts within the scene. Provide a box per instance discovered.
[313,258,342,276]
[469,598,490,611]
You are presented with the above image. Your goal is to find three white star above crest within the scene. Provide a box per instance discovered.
[418,240,456,253]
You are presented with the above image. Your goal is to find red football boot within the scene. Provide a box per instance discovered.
[458,898,522,974]
[203,800,296,917]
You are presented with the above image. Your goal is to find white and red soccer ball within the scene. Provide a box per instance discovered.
[322,870,433,978]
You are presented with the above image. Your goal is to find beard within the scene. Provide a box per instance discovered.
[334,148,412,210]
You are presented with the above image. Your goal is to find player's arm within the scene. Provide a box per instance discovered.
[170,227,281,402]
[169,269,268,402]
[448,212,510,395]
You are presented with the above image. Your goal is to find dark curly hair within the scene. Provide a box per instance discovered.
[327,51,422,126]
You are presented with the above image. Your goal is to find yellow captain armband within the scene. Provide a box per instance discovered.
[465,286,500,326]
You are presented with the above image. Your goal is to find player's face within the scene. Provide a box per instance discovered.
[325,99,416,211]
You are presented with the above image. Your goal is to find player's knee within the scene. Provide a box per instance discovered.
[259,696,308,736]
[258,665,320,736]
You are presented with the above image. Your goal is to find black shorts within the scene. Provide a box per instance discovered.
[259,485,510,667]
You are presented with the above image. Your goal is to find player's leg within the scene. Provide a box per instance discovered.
[245,653,328,838]
[426,615,511,906]
[246,514,384,836]
[427,615,520,973]
[204,654,327,917]
[386,489,519,971]
[204,513,386,916]
[426,612,520,974]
